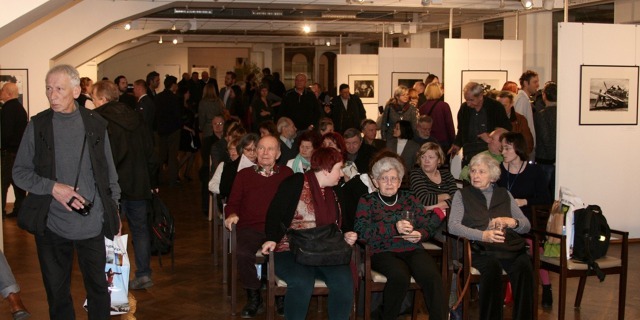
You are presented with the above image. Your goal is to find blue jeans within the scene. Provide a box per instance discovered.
[122,199,152,278]
[0,250,19,298]
[36,228,110,320]
[274,251,353,320]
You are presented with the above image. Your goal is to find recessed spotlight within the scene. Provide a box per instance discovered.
[158,36,163,44]
[303,24,311,33]
[173,38,178,45]
[124,23,131,31]
[521,0,533,9]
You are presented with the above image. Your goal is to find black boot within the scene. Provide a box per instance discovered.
[542,284,553,308]
[241,289,264,318]
[275,296,285,316]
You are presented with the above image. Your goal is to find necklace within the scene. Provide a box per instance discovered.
[377,192,398,207]
[506,161,525,191]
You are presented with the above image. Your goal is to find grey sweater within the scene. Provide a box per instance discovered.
[13,107,120,240]
[448,184,530,241]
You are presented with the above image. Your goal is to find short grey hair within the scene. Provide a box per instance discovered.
[236,133,260,154]
[469,153,501,182]
[463,82,484,98]
[371,157,405,182]
[47,64,80,87]
[276,117,292,133]
[343,128,362,140]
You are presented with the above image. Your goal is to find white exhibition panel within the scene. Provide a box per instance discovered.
[378,47,444,106]
[336,54,380,119]
[443,39,523,130]
[557,23,640,237]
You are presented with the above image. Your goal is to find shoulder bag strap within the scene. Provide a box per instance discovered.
[72,135,87,191]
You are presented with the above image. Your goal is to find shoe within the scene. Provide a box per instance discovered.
[129,276,154,290]
[7,293,30,320]
[12,310,31,320]
[275,296,284,316]
[542,284,553,308]
[241,289,264,318]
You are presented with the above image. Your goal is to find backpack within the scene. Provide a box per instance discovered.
[148,193,175,269]
[571,205,610,281]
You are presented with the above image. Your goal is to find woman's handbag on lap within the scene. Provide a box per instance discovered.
[287,223,352,266]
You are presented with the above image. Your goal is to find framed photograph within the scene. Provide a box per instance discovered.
[460,70,508,101]
[579,65,639,125]
[0,69,29,114]
[348,74,378,104]
[391,72,430,95]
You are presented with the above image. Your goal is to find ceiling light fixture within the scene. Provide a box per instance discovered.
[521,0,534,9]
[303,24,311,33]
[173,38,178,45]
[124,23,131,31]
[158,36,163,44]
[543,0,555,10]
[171,22,176,31]
[421,0,431,6]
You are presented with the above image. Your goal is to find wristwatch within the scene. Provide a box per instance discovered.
[513,219,520,229]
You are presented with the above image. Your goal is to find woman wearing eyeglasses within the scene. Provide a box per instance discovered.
[354,156,447,320]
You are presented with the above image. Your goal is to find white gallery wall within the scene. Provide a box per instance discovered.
[443,39,523,129]
[337,54,380,118]
[378,47,443,105]
[557,23,640,237]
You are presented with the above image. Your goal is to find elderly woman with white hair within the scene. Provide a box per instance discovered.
[354,156,446,320]
[448,153,534,320]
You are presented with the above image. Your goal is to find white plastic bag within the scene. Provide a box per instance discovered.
[559,187,586,260]
[84,234,131,315]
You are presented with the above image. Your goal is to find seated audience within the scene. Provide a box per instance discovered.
[410,142,457,211]
[343,128,377,174]
[218,133,260,199]
[386,120,420,183]
[449,153,534,320]
[258,120,277,137]
[276,117,298,166]
[497,132,553,308]
[224,135,293,318]
[355,156,446,320]
[208,137,241,195]
[361,119,386,151]
[459,127,507,182]
[413,115,439,146]
[262,147,356,320]
[322,132,357,181]
[286,130,320,173]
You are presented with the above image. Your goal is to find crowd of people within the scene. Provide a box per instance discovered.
[0,64,559,319]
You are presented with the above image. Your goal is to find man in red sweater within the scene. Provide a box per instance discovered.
[224,135,293,318]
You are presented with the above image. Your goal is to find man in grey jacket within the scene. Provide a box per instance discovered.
[13,64,120,320]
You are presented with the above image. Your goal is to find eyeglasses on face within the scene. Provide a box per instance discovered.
[377,176,400,184]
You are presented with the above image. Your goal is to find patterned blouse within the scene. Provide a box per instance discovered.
[275,179,319,252]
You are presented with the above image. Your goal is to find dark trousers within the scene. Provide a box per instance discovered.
[275,251,353,320]
[156,130,180,185]
[1,150,26,214]
[122,199,151,278]
[471,252,534,320]
[371,248,446,320]
[35,228,110,320]
[237,228,265,290]
[537,163,556,198]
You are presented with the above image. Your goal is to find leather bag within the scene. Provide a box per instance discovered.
[287,223,352,266]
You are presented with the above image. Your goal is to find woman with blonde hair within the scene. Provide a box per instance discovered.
[418,82,455,153]
[379,85,417,141]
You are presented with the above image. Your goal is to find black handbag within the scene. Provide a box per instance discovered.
[470,228,526,260]
[287,223,352,266]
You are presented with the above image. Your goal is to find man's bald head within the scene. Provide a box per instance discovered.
[1,82,19,101]
[488,128,508,154]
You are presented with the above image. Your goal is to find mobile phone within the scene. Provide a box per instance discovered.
[378,105,384,114]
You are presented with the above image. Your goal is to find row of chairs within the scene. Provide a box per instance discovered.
[209,192,628,319]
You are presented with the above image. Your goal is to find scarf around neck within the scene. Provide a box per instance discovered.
[304,170,338,226]
[291,154,310,173]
